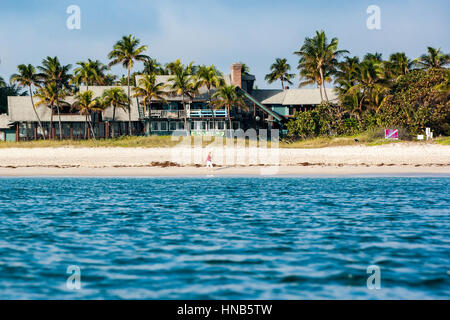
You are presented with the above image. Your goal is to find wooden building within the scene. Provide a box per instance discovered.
[5,63,337,141]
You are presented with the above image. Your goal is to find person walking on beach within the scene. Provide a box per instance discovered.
[206,152,213,169]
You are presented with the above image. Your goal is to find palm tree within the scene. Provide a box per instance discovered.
[341,90,363,122]
[133,74,167,135]
[35,83,65,139]
[239,62,251,76]
[165,59,198,76]
[73,59,107,90]
[416,47,450,69]
[196,65,224,96]
[102,87,128,137]
[335,56,360,98]
[347,59,389,122]
[363,52,383,62]
[142,58,165,75]
[72,90,102,139]
[297,59,333,101]
[294,30,348,102]
[211,85,247,132]
[10,64,46,139]
[265,58,295,90]
[168,65,200,134]
[165,59,184,75]
[108,35,149,135]
[102,87,128,122]
[38,56,72,139]
[385,52,413,78]
[102,74,118,86]
[0,76,5,88]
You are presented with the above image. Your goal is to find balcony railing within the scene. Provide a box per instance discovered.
[189,110,228,118]
[149,109,228,119]
[150,110,186,118]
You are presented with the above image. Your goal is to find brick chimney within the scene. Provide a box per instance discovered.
[230,63,242,88]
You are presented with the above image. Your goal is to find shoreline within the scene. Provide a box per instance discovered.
[1,144,449,177]
[1,165,449,177]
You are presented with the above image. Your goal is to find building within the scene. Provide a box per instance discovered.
[0,114,15,142]
[5,63,337,141]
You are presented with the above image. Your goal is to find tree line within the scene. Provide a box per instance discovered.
[269,31,449,138]
[1,31,449,140]
[1,35,247,139]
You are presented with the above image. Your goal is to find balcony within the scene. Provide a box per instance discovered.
[189,109,228,118]
[149,109,228,119]
[150,110,186,118]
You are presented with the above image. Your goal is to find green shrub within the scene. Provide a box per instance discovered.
[342,118,359,135]
[286,111,316,139]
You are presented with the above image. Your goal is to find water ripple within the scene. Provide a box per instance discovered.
[0,177,448,299]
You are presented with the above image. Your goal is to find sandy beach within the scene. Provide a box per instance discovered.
[0,143,449,176]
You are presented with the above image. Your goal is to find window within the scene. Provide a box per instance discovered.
[169,122,177,131]
[191,121,206,130]
[151,122,158,131]
[160,122,168,131]
[178,122,185,130]
[217,121,225,130]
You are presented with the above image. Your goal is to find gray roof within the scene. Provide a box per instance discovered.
[252,88,338,105]
[80,86,139,121]
[252,90,286,105]
[8,88,139,123]
[0,114,12,129]
[283,88,338,105]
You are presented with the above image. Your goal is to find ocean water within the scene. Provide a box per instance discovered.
[0,177,448,300]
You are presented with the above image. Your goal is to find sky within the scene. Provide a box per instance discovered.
[1,0,449,89]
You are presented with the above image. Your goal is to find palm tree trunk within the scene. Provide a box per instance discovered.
[182,96,189,136]
[50,107,54,139]
[323,85,329,102]
[112,104,116,138]
[227,104,232,136]
[281,79,284,90]
[88,117,96,140]
[84,114,88,139]
[127,66,132,136]
[318,85,324,102]
[319,68,328,102]
[358,95,365,127]
[148,102,152,135]
[28,86,45,140]
[56,102,63,140]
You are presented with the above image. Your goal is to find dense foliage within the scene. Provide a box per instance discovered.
[287,34,449,139]
[377,69,449,135]
[288,68,449,138]
[2,31,449,141]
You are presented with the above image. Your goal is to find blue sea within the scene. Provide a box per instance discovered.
[0,177,448,300]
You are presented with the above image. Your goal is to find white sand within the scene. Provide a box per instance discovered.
[0,143,449,176]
